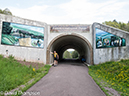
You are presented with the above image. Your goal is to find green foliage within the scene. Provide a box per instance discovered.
[89,59,129,96]
[0,9,3,14]
[0,55,3,59]
[103,20,129,32]
[63,50,79,59]
[0,8,12,15]
[63,51,72,59]
[23,59,26,62]
[71,50,79,58]
[0,55,51,92]
[8,55,15,60]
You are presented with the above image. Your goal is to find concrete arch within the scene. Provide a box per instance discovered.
[46,33,93,65]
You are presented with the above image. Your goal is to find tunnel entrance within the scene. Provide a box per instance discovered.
[47,33,93,65]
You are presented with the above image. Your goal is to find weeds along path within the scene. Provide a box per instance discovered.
[88,60,129,96]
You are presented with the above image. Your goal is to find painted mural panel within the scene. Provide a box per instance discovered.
[1,22,44,48]
[96,28,126,48]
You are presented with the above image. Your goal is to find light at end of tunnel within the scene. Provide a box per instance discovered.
[67,49,75,52]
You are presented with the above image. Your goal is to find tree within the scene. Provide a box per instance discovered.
[63,51,72,59]
[103,20,129,32]
[0,8,12,15]
[0,9,3,14]
[119,22,126,30]
[103,20,120,29]
[72,50,79,58]
[113,19,118,23]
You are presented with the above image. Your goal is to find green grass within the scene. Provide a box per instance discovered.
[0,55,51,95]
[88,59,129,96]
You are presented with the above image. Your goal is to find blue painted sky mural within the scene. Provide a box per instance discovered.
[96,28,126,48]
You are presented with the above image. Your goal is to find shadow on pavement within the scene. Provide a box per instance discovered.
[59,59,85,66]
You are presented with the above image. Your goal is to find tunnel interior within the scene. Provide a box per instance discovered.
[49,35,91,64]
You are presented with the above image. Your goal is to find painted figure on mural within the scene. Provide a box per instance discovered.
[119,38,122,46]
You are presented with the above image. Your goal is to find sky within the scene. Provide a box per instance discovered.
[0,0,129,24]
[67,48,75,52]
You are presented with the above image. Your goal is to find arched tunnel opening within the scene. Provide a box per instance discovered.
[47,34,93,65]
[63,48,80,60]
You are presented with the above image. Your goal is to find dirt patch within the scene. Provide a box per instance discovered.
[100,80,121,96]
[17,60,45,69]
[5,78,35,96]
[104,87,121,96]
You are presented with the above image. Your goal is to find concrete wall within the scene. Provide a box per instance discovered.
[93,22,129,64]
[0,14,48,64]
[47,24,92,46]
[1,14,129,65]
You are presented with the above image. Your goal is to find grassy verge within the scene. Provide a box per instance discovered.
[21,64,51,92]
[88,59,129,96]
[0,55,51,96]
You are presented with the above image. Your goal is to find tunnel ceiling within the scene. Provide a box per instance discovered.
[51,35,90,60]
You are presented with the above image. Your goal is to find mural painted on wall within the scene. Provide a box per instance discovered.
[1,22,44,48]
[96,28,126,48]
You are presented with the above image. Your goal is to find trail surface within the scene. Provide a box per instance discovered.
[24,61,106,96]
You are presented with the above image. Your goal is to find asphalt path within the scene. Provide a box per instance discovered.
[24,61,106,96]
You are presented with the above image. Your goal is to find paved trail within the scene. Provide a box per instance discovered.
[24,62,106,96]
